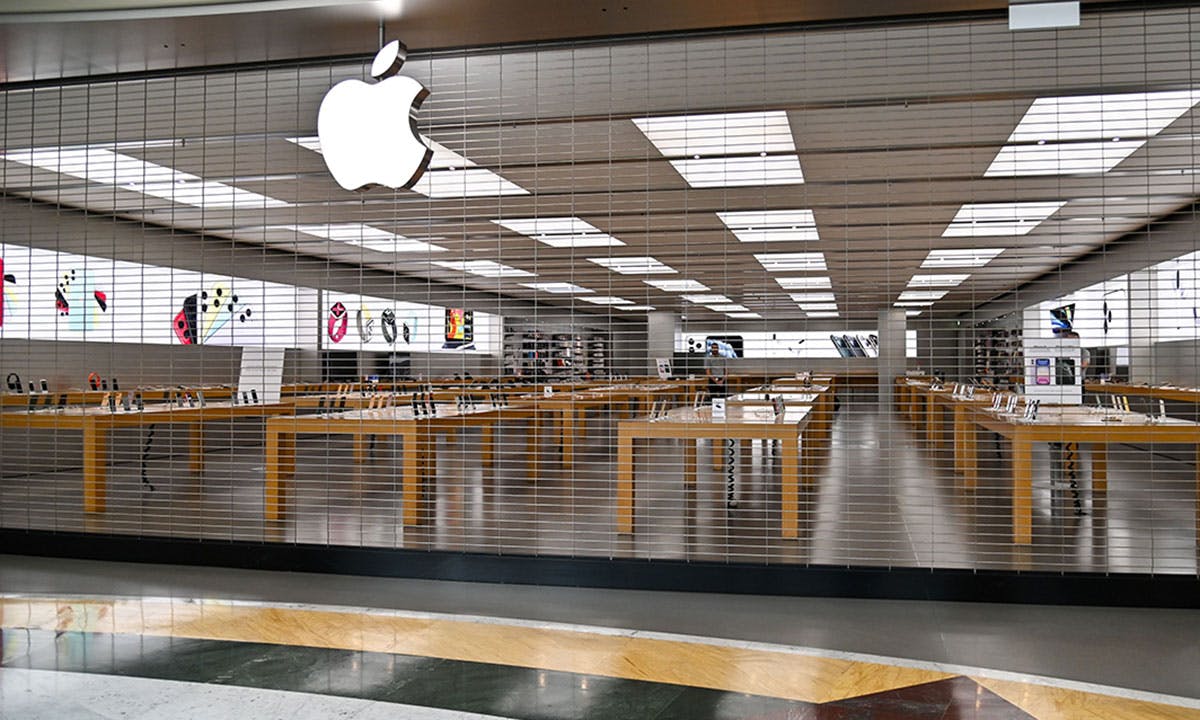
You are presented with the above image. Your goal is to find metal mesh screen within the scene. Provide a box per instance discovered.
[1,5,1199,575]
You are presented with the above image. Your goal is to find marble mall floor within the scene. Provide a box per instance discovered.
[1,555,1199,719]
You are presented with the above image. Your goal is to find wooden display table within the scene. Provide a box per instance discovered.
[1,385,235,408]
[615,404,816,539]
[263,403,538,525]
[1084,381,1200,405]
[958,404,1200,544]
[0,400,294,513]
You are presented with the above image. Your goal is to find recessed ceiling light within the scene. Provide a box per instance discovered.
[716,209,819,242]
[411,168,528,198]
[632,111,803,188]
[907,274,970,287]
[806,311,840,318]
[905,309,923,317]
[519,282,594,294]
[789,292,836,303]
[898,290,949,302]
[283,224,446,253]
[755,252,827,272]
[616,305,656,311]
[985,91,1200,177]
[288,135,528,198]
[632,110,796,156]
[798,303,838,312]
[578,295,634,305]
[493,217,624,248]
[775,276,832,290]
[942,202,1065,237]
[706,304,750,312]
[985,141,1143,177]
[3,144,289,209]
[682,294,732,304]
[894,300,934,307]
[668,155,804,188]
[921,248,1004,268]
[727,312,762,319]
[644,279,709,292]
[1008,91,1200,144]
[430,260,534,278]
[587,256,677,275]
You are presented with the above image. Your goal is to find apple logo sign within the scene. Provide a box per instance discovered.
[317,40,434,192]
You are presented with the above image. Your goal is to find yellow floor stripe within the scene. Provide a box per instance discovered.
[2,596,1198,718]
[974,678,1200,720]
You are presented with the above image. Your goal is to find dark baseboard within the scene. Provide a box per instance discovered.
[1,528,1197,608]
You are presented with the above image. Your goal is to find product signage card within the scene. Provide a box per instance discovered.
[712,398,726,419]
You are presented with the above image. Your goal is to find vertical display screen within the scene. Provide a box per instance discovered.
[444,308,474,346]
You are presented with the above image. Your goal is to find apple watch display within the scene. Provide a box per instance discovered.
[39,378,48,393]
[135,393,144,411]
[100,378,108,391]
[242,391,251,404]
[121,393,132,411]
[356,306,374,342]
[381,309,397,344]
[328,302,348,343]
[58,394,68,408]
[111,377,119,391]
[251,389,259,404]
[27,395,37,412]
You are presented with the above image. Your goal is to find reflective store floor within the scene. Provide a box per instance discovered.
[2,391,1197,574]
[1,554,1200,719]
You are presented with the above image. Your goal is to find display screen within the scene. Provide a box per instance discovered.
[705,335,742,358]
[444,308,474,347]
[1050,303,1075,332]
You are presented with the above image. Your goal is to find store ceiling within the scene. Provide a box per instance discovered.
[1,2,1198,322]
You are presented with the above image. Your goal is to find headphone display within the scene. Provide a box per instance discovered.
[6,372,20,392]
[88,372,102,391]
[381,309,397,344]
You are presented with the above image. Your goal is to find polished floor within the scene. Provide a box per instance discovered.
[1,568,1199,719]
[1,392,1198,574]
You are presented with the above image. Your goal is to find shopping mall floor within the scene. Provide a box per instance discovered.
[0,553,1198,719]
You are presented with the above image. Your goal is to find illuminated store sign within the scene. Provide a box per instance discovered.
[317,40,434,191]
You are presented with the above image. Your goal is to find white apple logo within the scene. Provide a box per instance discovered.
[317,40,434,191]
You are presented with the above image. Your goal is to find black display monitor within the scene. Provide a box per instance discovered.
[1050,303,1075,332]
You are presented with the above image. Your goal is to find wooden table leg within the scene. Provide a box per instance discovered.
[264,427,293,522]
[926,396,939,446]
[781,433,800,539]
[480,424,494,469]
[526,415,539,478]
[1195,448,1200,546]
[1092,444,1108,497]
[188,424,205,473]
[82,421,108,513]
[616,430,635,533]
[963,420,979,489]
[562,408,576,466]
[712,439,724,471]
[1012,436,1034,544]
[683,438,696,485]
[353,433,369,463]
[401,429,430,526]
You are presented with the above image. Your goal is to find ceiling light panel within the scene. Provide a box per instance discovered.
[984,91,1200,177]
[3,145,288,209]
[668,155,804,188]
[898,290,949,301]
[717,209,819,242]
[682,294,732,304]
[798,303,839,312]
[617,305,656,311]
[806,312,840,318]
[921,248,1004,268]
[632,110,797,156]
[755,253,828,272]
[285,224,445,253]
[493,216,624,248]
[520,282,593,294]
[894,300,934,307]
[775,277,832,290]
[587,256,677,274]
[942,202,1065,237]
[1007,91,1200,143]
[706,304,750,312]
[727,312,762,319]
[906,274,970,287]
[579,295,634,305]
[985,140,1143,177]
[430,260,534,278]
[789,292,837,303]
[644,279,709,292]
[286,135,527,198]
